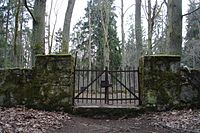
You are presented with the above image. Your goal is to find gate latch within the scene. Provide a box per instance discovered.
[101,80,112,88]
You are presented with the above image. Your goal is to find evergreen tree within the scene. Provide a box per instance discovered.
[185,0,200,40]
[70,0,121,70]
[124,20,136,68]
[183,0,200,68]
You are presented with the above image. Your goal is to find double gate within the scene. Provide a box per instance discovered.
[73,67,140,108]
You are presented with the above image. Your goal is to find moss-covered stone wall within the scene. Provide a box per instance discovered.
[0,69,33,106]
[180,69,200,106]
[139,55,181,110]
[0,55,74,111]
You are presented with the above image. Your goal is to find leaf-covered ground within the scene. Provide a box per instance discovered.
[0,107,200,133]
[0,107,71,133]
[153,109,200,133]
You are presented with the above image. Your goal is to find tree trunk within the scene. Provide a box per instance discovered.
[167,0,182,55]
[47,0,53,54]
[147,0,153,55]
[14,0,21,67]
[19,4,24,68]
[5,0,11,67]
[135,0,142,66]
[121,0,125,53]
[121,0,126,67]
[100,0,110,69]
[32,0,46,65]
[88,1,92,82]
[62,0,76,53]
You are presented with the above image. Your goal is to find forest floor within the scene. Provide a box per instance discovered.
[0,107,200,133]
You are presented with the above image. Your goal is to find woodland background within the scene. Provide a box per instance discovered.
[0,0,199,69]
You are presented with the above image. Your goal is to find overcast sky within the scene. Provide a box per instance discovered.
[46,0,190,40]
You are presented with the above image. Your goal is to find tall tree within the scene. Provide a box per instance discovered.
[147,0,152,55]
[142,0,165,55]
[88,0,92,84]
[62,0,76,53]
[99,0,111,68]
[71,0,121,70]
[2,0,14,67]
[0,8,6,68]
[153,5,167,54]
[0,0,33,68]
[185,0,200,41]
[32,0,46,54]
[47,0,53,54]
[123,15,137,67]
[183,0,200,68]
[135,0,142,66]
[13,0,21,67]
[24,0,46,65]
[166,0,182,55]
[121,0,125,52]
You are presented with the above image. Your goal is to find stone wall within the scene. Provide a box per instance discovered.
[0,55,74,111]
[139,55,181,110]
[0,69,33,106]
[180,69,200,106]
[1,54,199,111]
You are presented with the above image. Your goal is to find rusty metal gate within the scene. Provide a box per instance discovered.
[73,67,140,108]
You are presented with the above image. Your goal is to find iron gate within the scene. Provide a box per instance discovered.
[73,67,140,107]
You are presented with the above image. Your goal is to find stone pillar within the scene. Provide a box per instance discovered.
[34,55,74,111]
[139,55,181,110]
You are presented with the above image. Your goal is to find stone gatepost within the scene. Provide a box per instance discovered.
[139,55,181,110]
[34,55,74,111]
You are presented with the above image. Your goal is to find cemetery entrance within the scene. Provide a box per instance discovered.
[73,67,140,108]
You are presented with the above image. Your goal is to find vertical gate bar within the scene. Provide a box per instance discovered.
[95,70,98,104]
[120,68,123,104]
[86,70,88,104]
[77,70,80,103]
[111,86,113,105]
[73,51,78,106]
[129,68,131,104]
[111,71,113,105]
[133,68,136,105]
[125,68,127,104]
[82,70,84,103]
[131,69,133,104]
[116,71,118,105]
[98,71,102,104]
[138,68,141,105]
[105,67,109,104]
[90,70,92,104]
[72,69,76,106]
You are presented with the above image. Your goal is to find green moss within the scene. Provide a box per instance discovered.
[139,55,181,109]
[36,54,73,57]
[148,54,181,57]
[147,90,157,104]
[0,55,74,112]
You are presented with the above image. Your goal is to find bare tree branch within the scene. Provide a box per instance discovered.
[163,0,168,6]
[155,1,164,18]
[182,6,200,17]
[23,0,36,22]
[141,0,148,20]
[124,4,134,15]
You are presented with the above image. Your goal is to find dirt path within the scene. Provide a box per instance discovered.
[1,107,198,133]
[51,114,172,133]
